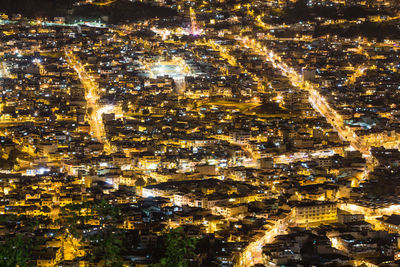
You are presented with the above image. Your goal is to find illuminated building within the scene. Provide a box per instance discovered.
[291,201,337,226]
[376,215,400,234]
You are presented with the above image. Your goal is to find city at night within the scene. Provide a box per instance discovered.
[0,0,400,266]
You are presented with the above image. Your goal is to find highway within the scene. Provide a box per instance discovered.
[65,50,114,153]
[241,9,400,158]
[248,36,378,178]
[237,36,373,157]
[65,50,103,141]
[237,216,288,267]
[192,31,375,174]
[91,0,116,6]
[236,5,379,162]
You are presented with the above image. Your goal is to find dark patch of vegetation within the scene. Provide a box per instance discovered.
[1,0,76,18]
[314,21,400,41]
[73,0,177,24]
[59,200,126,266]
[366,168,400,197]
[0,0,177,24]
[0,148,28,170]
[254,99,287,114]
[271,0,388,24]
[0,234,33,267]
[154,227,198,267]
[0,158,13,170]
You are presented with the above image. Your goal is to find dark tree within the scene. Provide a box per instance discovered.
[90,200,125,267]
[0,234,32,267]
[135,177,146,187]
[155,227,198,267]
[59,201,125,266]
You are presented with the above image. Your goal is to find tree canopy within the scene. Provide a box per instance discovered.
[155,227,198,267]
[0,234,33,267]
